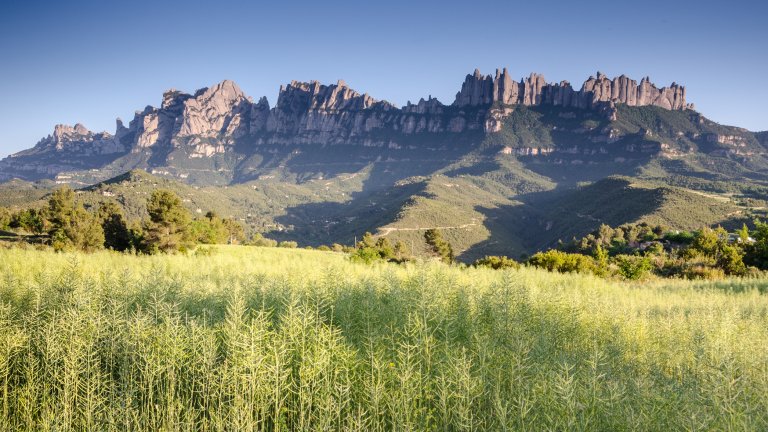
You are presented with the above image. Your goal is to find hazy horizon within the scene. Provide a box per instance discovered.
[1,0,766,158]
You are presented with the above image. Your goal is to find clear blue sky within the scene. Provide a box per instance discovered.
[1,0,766,158]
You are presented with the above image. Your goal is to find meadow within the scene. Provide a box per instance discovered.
[0,246,767,431]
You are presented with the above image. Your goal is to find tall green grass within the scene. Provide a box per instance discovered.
[1,246,767,430]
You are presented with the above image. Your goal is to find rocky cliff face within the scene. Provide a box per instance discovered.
[20,123,126,156]
[453,69,691,111]
[0,68,700,182]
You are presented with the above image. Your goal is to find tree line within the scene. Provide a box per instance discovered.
[0,187,245,254]
[349,229,454,264]
[5,188,768,280]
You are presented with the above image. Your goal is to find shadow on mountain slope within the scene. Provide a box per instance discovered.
[264,179,430,246]
[461,176,742,261]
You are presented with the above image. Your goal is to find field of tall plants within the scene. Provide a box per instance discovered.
[1,245,767,430]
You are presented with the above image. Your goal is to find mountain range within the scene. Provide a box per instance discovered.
[1,68,766,260]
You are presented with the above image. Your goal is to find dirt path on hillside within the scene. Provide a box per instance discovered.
[377,220,479,236]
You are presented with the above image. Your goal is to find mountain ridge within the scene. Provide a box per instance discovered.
[0,69,699,184]
[2,68,767,259]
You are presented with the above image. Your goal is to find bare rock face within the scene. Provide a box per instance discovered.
[177,80,250,139]
[27,123,125,155]
[454,69,691,112]
[264,79,426,145]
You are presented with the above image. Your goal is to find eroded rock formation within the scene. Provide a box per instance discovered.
[454,70,692,111]
[0,68,701,181]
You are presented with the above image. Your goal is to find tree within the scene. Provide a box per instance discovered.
[593,244,609,276]
[350,233,408,264]
[47,186,75,232]
[191,211,244,245]
[222,218,245,244]
[46,186,104,252]
[0,207,11,231]
[141,190,192,254]
[374,237,395,260]
[738,223,750,244]
[191,216,228,244]
[744,219,768,269]
[357,232,376,249]
[98,201,135,251]
[10,209,45,234]
[717,244,746,276]
[394,240,409,262]
[424,229,454,264]
[70,207,105,253]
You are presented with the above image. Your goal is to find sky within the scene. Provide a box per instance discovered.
[0,0,766,158]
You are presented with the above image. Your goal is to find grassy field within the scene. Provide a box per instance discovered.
[1,246,767,430]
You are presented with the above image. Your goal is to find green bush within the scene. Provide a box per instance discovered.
[528,250,595,274]
[473,255,520,270]
[249,233,278,247]
[615,255,653,280]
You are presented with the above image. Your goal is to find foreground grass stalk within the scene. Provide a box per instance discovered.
[0,247,766,430]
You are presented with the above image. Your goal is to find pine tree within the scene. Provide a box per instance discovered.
[46,186,105,252]
[424,229,454,264]
[142,190,192,254]
[98,201,134,251]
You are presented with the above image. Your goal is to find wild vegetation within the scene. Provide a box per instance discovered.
[0,186,245,254]
[466,222,768,280]
[0,246,767,430]
[3,185,768,282]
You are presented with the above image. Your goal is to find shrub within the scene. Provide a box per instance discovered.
[473,255,520,270]
[349,247,383,264]
[615,255,653,280]
[664,230,695,244]
[278,241,298,248]
[528,250,595,274]
[250,233,278,247]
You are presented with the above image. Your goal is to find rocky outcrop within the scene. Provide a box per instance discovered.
[261,80,462,144]
[120,80,256,157]
[454,70,692,111]
[176,80,251,140]
[17,123,125,156]
[454,68,549,107]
